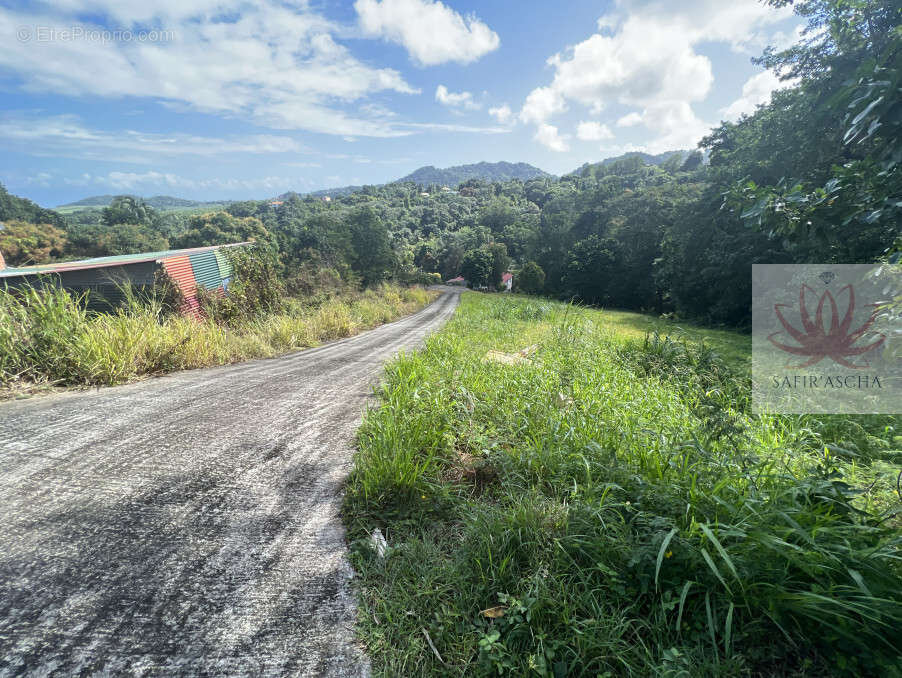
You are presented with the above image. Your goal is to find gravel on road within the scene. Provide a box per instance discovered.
[0,289,461,677]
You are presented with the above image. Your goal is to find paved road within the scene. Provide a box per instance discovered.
[0,289,460,677]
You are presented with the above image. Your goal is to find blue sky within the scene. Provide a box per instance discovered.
[0,0,803,206]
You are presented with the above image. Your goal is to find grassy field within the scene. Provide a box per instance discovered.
[0,283,436,396]
[343,293,902,678]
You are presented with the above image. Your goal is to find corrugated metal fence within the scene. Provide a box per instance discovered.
[161,256,201,319]
[161,248,235,318]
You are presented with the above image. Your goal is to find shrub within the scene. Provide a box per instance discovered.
[199,246,286,324]
[1,280,436,391]
[344,292,902,678]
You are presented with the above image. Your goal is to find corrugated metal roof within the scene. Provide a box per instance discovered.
[0,242,252,279]
[214,250,232,279]
[190,251,221,290]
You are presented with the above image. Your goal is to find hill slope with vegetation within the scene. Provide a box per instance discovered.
[55,194,231,213]
[396,161,551,186]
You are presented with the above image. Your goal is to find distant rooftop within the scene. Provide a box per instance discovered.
[0,242,251,279]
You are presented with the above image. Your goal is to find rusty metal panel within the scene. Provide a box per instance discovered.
[214,250,232,280]
[189,251,221,290]
[161,256,197,297]
[181,294,203,320]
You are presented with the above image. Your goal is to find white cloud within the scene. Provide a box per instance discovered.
[519,87,567,125]
[600,0,794,53]
[403,122,509,134]
[721,70,796,120]
[616,112,643,127]
[0,114,311,162]
[488,104,513,124]
[355,0,499,66]
[107,170,181,190]
[519,0,799,152]
[632,101,712,153]
[435,85,481,110]
[0,1,420,137]
[534,124,570,152]
[576,121,613,141]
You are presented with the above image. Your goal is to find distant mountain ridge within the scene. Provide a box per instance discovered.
[56,153,697,208]
[569,151,692,177]
[57,195,229,210]
[395,161,551,186]
[601,150,689,167]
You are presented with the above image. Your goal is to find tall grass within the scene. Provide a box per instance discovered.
[344,293,902,677]
[0,282,435,392]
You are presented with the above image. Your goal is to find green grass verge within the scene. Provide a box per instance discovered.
[343,293,902,678]
[0,283,436,394]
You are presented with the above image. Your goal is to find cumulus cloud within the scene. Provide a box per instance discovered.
[534,124,570,152]
[626,101,712,153]
[355,0,499,66]
[576,121,613,141]
[616,112,643,127]
[435,85,481,110]
[488,104,513,124]
[721,70,796,120]
[518,0,797,151]
[0,1,421,137]
[519,87,567,125]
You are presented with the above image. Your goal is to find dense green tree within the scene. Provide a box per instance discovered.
[172,212,271,250]
[63,221,169,258]
[730,0,901,254]
[460,249,493,288]
[486,242,509,289]
[347,207,396,285]
[516,261,545,294]
[563,236,619,305]
[479,199,518,235]
[101,196,158,228]
[0,220,67,266]
[0,183,66,229]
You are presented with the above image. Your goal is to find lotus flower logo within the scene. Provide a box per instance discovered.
[768,284,885,369]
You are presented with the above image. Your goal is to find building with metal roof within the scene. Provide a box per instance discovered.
[0,242,250,317]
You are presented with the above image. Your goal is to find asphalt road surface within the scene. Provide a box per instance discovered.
[0,288,460,677]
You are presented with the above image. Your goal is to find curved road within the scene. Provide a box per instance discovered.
[0,289,460,677]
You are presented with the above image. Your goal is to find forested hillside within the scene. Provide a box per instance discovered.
[56,195,224,211]
[395,161,550,186]
[2,0,899,328]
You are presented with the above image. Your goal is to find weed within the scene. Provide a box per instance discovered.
[344,293,902,678]
[0,282,435,392]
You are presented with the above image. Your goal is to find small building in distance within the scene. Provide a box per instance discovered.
[445,275,466,286]
[501,272,513,291]
[0,242,250,318]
